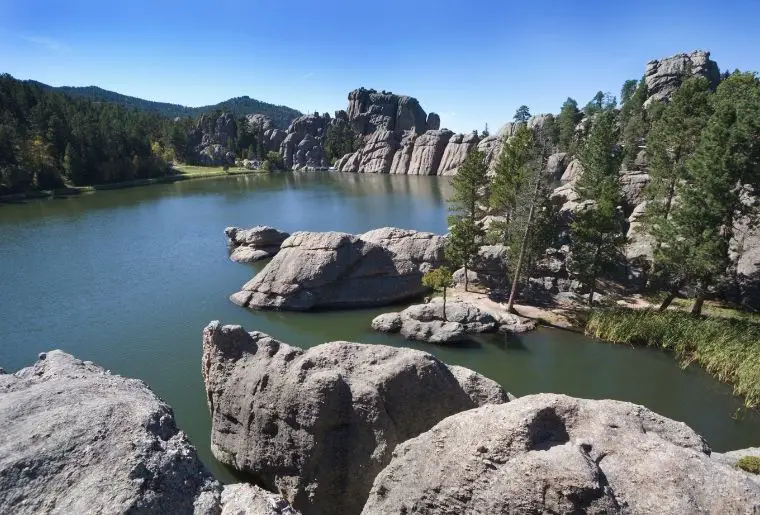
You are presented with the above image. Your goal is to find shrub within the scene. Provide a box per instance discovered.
[737,456,760,474]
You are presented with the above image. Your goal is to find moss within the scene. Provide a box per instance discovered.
[737,456,760,474]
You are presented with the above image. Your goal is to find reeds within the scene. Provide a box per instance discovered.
[585,308,760,408]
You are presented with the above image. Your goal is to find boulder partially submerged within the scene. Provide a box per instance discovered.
[0,350,221,514]
[230,227,445,310]
[225,226,291,263]
[362,393,760,514]
[371,300,498,344]
[201,321,506,515]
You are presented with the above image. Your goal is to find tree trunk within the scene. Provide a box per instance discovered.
[506,173,542,313]
[691,283,706,316]
[588,249,600,307]
[442,286,447,321]
[658,286,678,311]
[588,284,595,306]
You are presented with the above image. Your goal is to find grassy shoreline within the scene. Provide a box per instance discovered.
[0,165,261,202]
[585,308,760,409]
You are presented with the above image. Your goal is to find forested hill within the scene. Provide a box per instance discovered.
[27,82,302,129]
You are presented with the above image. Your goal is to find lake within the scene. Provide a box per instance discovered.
[1,172,758,482]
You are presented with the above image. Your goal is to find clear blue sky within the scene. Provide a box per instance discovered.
[1,0,759,133]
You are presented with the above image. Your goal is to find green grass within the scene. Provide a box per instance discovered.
[737,456,760,474]
[172,164,258,177]
[585,308,760,408]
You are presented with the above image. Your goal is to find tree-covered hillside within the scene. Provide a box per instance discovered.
[28,82,302,129]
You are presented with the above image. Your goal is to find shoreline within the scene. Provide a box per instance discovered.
[0,167,264,203]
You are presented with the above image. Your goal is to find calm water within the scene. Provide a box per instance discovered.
[1,172,758,482]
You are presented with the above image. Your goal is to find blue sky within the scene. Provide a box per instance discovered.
[1,0,759,133]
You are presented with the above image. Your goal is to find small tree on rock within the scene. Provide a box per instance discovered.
[514,105,531,123]
[422,267,454,320]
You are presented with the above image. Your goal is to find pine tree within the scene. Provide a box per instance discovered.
[448,149,488,291]
[557,98,580,152]
[619,79,649,169]
[490,125,533,224]
[568,111,626,305]
[621,79,639,104]
[422,267,454,320]
[513,105,531,123]
[654,73,760,315]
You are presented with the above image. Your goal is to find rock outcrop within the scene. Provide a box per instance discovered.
[346,88,436,136]
[280,113,332,170]
[0,350,221,514]
[202,322,507,515]
[225,226,291,263]
[371,300,498,343]
[437,132,480,176]
[362,393,760,514]
[188,112,238,166]
[407,130,454,175]
[230,227,445,311]
[452,244,509,290]
[220,484,300,515]
[644,51,721,106]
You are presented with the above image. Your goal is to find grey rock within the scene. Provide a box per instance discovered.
[371,300,498,344]
[407,130,454,176]
[645,50,721,106]
[437,132,480,176]
[337,130,404,174]
[546,152,568,180]
[426,112,440,131]
[220,483,299,515]
[561,158,583,183]
[619,170,651,213]
[232,227,445,311]
[201,322,507,515]
[476,135,502,175]
[346,88,429,136]
[362,393,760,514]
[226,226,291,263]
[0,351,221,515]
[388,132,416,175]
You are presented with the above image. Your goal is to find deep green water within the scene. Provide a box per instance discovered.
[1,172,759,482]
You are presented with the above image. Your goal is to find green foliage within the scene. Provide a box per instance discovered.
[620,79,639,104]
[0,74,170,193]
[490,125,534,220]
[446,217,483,285]
[513,105,531,123]
[263,151,284,171]
[323,121,360,163]
[585,308,760,408]
[557,97,581,152]
[450,149,488,221]
[422,266,454,291]
[737,457,760,474]
[619,79,649,168]
[584,91,617,116]
[651,73,760,312]
[569,111,626,304]
[32,83,301,129]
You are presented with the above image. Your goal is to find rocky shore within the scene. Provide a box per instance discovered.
[2,330,760,514]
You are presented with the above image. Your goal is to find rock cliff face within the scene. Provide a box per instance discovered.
[437,132,480,176]
[280,113,331,170]
[362,394,760,514]
[0,350,221,514]
[346,88,434,136]
[644,51,720,106]
[188,112,238,166]
[230,227,445,311]
[202,322,506,515]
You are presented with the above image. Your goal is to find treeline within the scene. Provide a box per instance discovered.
[32,82,302,129]
[444,70,760,315]
[0,74,174,193]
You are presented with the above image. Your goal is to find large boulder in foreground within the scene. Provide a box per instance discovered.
[231,227,445,310]
[0,350,221,514]
[202,322,506,515]
[362,393,760,514]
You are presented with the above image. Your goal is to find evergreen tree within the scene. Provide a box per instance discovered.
[568,111,626,305]
[619,79,649,168]
[620,79,639,104]
[654,73,760,315]
[513,105,531,123]
[557,98,580,152]
[448,149,488,291]
[490,125,533,224]
[422,267,454,320]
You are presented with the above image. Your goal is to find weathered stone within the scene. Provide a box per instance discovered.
[226,226,290,263]
[0,351,221,514]
[546,152,569,180]
[220,484,299,515]
[437,132,479,176]
[407,130,454,176]
[232,227,445,311]
[426,112,440,131]
[644,50,721,106]
[346,88,429,136]
[202,322,507,515]
[561,158,583,183]
[388,132,416,174]
[362,394,760,514]
[619,170,651,212]
[453,244,509,290]
[370,312,402,332]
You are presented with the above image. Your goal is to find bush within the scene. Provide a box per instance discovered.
[265,151,284,170]
[737,456,760,474]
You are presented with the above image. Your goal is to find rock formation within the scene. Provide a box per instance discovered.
[452,244,509,290]
[362,393,760,514]
[346,88,435,136]
[406,129,454,175]
[280,113,331,170]
[0,350,221,514]
[188,112,238,166]
[437,132,480,176]
[371,300,498,343]
[201,322,507,515]
[644,51,720,106]
[230,227,445,311]
[225,226,291,263]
